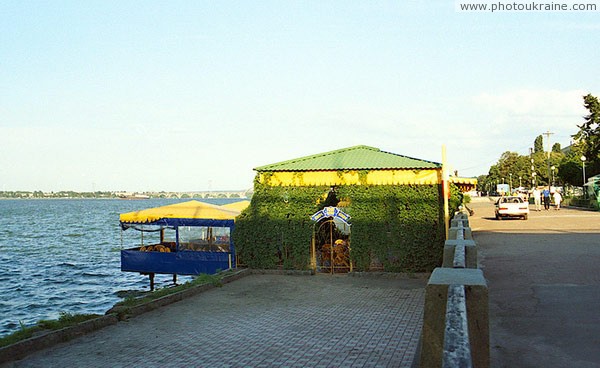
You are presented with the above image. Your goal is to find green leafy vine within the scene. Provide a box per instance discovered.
[233,174,462,272]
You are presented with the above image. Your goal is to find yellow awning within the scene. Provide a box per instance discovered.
[449,177,478,185]
[449,176,478,193]
[221,200,251,212]
[120,200,241,224]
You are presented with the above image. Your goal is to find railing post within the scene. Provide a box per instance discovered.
[420,268,489,368]
[443,239,477,268]
[449,224,472,240]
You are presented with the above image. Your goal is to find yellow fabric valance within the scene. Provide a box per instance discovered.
[258,169,442,187]
[120,200,241,224]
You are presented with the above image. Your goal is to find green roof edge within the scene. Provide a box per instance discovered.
[254,145,441,171]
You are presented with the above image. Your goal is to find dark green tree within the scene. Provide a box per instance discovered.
[484,151,532,190]
[573,94,600,177]
[552,143,562,152]
[534,135,544,153]
[558,141,587,186]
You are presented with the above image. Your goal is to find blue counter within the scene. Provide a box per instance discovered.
[121,248,233,275]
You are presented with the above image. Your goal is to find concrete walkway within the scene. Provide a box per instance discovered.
[5,274,426,368]
[468,200,600,367]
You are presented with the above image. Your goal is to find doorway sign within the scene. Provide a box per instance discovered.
[310,206,351,225]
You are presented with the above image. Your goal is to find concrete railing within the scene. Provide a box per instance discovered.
[419,212,489,368]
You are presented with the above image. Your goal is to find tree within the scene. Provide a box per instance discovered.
[559,159,584,186]
[573,94,600,177]
[476,175,487,192]
[552,143,561,152]
[482,151,532,191]
[534,135,544,153]
[558,141,587,186]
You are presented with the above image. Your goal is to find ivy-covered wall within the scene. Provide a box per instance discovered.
[232,174,462,272]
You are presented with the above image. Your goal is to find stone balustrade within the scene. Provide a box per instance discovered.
[419,212,489,368]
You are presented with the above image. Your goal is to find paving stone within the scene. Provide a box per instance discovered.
[6,274,425,368]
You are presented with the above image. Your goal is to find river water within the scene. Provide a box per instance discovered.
[0,198,239,337]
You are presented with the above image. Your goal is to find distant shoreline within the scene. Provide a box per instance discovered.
[0,190,251,200]
[0,197,119,200]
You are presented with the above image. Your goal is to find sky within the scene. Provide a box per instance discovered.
[1,1,599,192]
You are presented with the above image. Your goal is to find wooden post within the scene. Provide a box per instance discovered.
[349,244,353,273]
[310,236,317,272]
[442,145,450,240]
[149,273,155,291]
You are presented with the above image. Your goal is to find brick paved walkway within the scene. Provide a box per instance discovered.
[7,274,425,368]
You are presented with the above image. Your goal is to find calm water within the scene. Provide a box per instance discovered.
[0,198,239,337]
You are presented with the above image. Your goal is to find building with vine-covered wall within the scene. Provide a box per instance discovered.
[232,145,462,273]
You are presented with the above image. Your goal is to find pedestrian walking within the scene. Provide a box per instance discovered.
[553,190,562,210]
[533,188,542,211]
[542,188,551,210]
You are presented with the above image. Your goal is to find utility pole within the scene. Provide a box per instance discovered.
[530,147,535,188]
[543,130,554,193]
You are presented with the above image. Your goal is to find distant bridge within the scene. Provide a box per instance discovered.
[145,189,253,199]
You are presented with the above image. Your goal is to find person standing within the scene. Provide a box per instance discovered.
[533,187,542,211]
[553,190,562,210]
[542,188,551,210]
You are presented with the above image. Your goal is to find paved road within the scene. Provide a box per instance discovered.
[4,274,426,368]
[468,199,600,368]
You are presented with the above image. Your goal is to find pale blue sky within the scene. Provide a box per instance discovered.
[1,1,598,191]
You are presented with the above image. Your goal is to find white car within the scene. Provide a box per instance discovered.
[495,196,529,220]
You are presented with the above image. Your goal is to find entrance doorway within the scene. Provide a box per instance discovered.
[312,218,351,274]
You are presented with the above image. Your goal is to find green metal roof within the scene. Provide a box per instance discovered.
[254,145,441,172]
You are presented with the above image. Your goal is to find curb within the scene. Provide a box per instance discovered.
[563,205,598,212]
[107,268,251,320]
[348,271,431,279]
[248,268,315,276]
[0,314,118,365]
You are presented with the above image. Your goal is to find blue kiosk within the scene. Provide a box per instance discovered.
[119,200,245,290]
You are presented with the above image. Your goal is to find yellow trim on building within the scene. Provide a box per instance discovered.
[258,169,443,187]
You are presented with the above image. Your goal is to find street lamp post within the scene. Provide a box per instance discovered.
[509,173,513,193]
[531,158,535,188]
[519,176,522,188]
[581,155,587,198]
[547,157,551,195]
[544,130,553,197]
[551,166,555,186]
